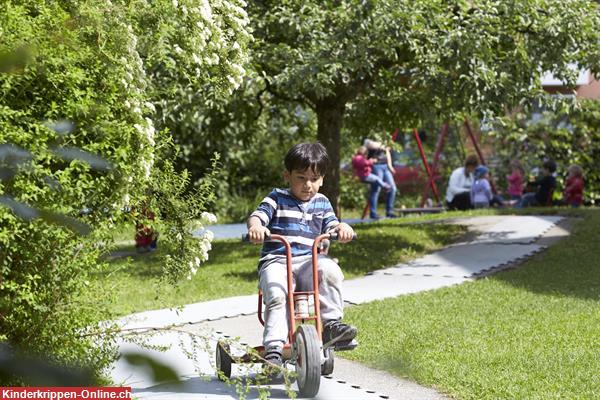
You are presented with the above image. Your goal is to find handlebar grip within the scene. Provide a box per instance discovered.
[328,232,357,241]
[242,233,273,242]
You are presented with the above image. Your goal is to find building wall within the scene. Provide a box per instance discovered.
[576,75,600,99]
[542,70,600,99]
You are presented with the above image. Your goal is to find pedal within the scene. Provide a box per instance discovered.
[333,339,358,351]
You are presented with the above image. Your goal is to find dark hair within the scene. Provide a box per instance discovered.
[284,142,330,176]
[543,159,557,173]
[465,154,479,168]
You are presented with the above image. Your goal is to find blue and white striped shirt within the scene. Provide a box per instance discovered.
[250,188,339,266]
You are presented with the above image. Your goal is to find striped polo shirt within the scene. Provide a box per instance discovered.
[250,188,339,267]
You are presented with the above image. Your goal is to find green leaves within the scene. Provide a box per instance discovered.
[51,147,113,172]
[121,352,179,383]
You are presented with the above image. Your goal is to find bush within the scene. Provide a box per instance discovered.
[0,0,249,382]
[339,172,368,211]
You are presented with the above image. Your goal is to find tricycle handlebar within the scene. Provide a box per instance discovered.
[241,232,356,243]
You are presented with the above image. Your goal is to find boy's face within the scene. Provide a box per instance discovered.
[284,168,324,201]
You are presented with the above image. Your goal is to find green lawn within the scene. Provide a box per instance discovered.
[343,208,600,399]
[95,213,468,316]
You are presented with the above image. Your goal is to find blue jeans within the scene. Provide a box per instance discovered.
[516,192,538,208]
[362,173,388,190]
[369,163,397,217]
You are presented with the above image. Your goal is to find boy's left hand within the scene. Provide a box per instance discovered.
[332,222,354,243]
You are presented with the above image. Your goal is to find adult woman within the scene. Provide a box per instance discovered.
[363,138,397,219]
[445,154,478,210]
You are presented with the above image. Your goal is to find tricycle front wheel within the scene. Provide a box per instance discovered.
[294,325,321,397]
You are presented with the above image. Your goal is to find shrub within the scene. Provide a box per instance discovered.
[0,0,249,382]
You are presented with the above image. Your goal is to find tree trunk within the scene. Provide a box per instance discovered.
[316,98,346,218]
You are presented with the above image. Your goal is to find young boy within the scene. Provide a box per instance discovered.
[247,142,356,368]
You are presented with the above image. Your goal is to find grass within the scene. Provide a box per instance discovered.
[95,213,470,317]
[343,208,600,399]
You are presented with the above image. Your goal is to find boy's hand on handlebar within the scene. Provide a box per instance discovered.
[332,223,354,243]
[247,225,270,244]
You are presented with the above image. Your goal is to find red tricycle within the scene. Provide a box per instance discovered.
[215,232,357,397]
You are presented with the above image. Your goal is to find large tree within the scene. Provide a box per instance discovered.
[248,0,600,213]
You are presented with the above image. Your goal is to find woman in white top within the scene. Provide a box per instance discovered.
[445,154,478,210]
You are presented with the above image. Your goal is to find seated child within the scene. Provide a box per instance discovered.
[563,164,584,207]
[506,159,525,201]
[247,142,357,368]
[351,146,391,192]
[517,159,557,208]
[471,165,493,208]
[134,204,158,253]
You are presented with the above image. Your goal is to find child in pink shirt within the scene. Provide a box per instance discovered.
[351,146,391,192]
[564,164,584,207]
[506,159,525,200]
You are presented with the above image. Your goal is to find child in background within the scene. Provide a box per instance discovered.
[506,159,525,201]
[134,193,159,253]
[351,146,391,192]
[563,164,584,207]
[471,165,493,208]
[517,159,557,208]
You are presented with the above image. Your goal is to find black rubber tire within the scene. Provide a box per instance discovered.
[321,347,334,376]
[294,325,321,397]
[216,341,232,381]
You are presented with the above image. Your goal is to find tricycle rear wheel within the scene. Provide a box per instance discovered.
[216,341,232,381]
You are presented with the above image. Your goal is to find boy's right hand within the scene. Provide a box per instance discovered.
[247,225,270,244]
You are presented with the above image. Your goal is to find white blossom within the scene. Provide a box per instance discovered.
[200,238,212,252]
[198,0,213,21]
[144,102,156,113]
[203,229,214,241]
[201,212,217,224]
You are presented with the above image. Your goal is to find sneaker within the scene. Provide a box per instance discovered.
[369,214,381,220]
[263,346,283,368]
[322,320,357,345]
[386,212,398,218]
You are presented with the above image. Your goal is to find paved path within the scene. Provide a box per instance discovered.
[110,215,567,399]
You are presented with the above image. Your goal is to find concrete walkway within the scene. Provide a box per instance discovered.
[110,215,567,399]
